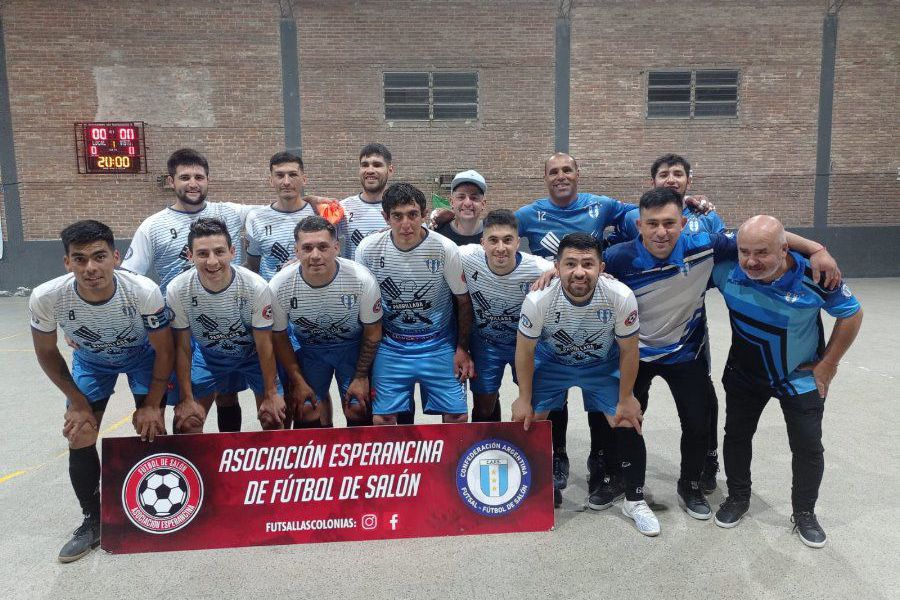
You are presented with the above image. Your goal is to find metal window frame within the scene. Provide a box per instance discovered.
[647,69,739,120]
[384,71,478,121]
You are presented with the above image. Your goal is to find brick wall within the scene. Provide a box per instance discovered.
[0,0,895,243]
[828,0,900,225]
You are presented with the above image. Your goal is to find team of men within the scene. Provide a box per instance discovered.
[30,146,861,561]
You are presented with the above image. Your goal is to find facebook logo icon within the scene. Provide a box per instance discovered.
[389,514,399,531]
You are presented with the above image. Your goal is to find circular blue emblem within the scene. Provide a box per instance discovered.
[456,438,531,517]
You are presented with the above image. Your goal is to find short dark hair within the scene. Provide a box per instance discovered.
[544,152,579,174]
[483,209,519,232]
[556,232,602,261]
[167,148,209,177]
[188,217,232,250]
[382,182,426,215]
[269,151,304,171]
[650,153,691,180]
[639,186,683,212]
[60,219,115,254]
[294,215,337,241]
[359,143,392,164]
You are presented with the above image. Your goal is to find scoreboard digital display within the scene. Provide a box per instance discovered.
[75,122,146,174]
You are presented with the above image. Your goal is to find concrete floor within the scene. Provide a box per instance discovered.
[0,278,897,599]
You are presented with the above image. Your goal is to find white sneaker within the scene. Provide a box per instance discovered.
[622,499,660,537]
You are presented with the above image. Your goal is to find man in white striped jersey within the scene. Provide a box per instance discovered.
[166,218,285,434]
[459,209,554,422]
[513,233,658,536]
[271,216,383,428]
[29,220,174,562]
[122,148,257,432]
[245,151,317,281]
[356,183,475,424]
[339,143,394,259]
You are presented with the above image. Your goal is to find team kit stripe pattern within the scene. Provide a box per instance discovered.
[519,277,639,367]
[339,194,388,259]
[28,270,169,369]
[245,203,316,281]
[355,229,467,351]
[123,202,251,293]
[458,244,554,348]
[269,257,382,347]
[166,265,274,361]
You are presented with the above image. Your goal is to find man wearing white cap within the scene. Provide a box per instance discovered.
[435,170,487,245]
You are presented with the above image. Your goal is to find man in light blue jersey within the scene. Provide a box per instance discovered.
[271,216,383,428]
[356,183,475,424]
[459,209,554,422]
[711,216,862,548]
[29,220,173,562]
[512,233,657,534]
[122,148,256,432]
[339,143,394,259]
[245,151,317,280]
[167,218,285,434]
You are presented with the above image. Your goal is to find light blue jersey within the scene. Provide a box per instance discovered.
[29,270,168,370]
[355,229,467,352]
[711,251,861,398]
[515,193,636,258]
[122,201,253,293]
[245,203,316,280]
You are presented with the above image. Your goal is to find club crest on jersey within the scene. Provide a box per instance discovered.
[121,453,204,535]
[784,292,800,303]
[841,284,852,298]
[520,282,533,296]
[262,304,273,320]
[597,308,614,323]
[588,204,600,219]
[424,258,444,273]
[236,296,248,310]
[340,293,359,310]
[688,217,700,233]
[122,306,137,318]
[520,314,533,329]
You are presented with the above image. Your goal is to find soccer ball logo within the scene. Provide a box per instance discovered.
[138,470,187,517]
[122,453,204,534]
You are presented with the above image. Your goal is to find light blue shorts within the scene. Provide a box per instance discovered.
[372,343,467,415]
[532,357,620,416]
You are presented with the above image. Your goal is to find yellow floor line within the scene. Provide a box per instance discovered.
[2,412,135,485]
[0,332,24,342]
[0,470,27,484]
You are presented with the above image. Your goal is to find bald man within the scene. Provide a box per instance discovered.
[710,216,863,548]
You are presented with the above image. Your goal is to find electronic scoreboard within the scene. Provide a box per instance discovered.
[75,122,146,174]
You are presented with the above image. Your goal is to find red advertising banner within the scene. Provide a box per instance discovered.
[101,421,553,553]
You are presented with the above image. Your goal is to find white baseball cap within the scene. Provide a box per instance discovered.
[451,170,487,194]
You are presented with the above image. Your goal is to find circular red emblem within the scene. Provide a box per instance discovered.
[121,453,204,535]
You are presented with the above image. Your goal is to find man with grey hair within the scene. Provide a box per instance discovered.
[710,215,863,548]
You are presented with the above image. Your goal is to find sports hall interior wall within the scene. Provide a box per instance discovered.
[0,0,897,287]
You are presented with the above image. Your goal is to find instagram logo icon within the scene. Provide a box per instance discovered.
[361,514,378,530]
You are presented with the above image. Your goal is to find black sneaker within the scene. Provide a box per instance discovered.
[714,497,750,529]
[552,449,570,491]
[587,475,625,511]
[58,514,100,563]
[701,455,719,494]
[792,511,827,548]
[678,481,712,520]
[553,488,563,508]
